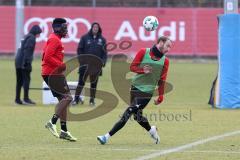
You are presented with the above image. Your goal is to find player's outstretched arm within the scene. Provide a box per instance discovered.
[154,58,169,105]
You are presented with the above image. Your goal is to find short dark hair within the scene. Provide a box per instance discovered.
[157,36,171,43]
[52,18,66,28]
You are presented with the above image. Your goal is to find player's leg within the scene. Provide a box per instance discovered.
[97,86,140,144]
[133,109,160,144]
[54,76,77,141]
[108,86,146,135]
[15,68,23,104]
[130,86,152,132]
[97,104,138,144]
[98,86,159,144]
[45,94,74,140]
[89,73,99,106]
[43,75,74,141]
[132,88,160,144]
[22,69,36,105]
[97,86,159,145]
[133,110,151,131]
[46,95,68,131]
[73,66,87,105]
[57,94,77,141]
[43,75,61,138]
[59,105,68,132]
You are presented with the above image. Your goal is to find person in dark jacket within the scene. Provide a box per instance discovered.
[15,25,42,105]
[72,22,107,106]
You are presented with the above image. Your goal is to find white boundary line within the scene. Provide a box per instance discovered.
[134,130,240,160]
[183,150,240,154]
[1,146,240,155]
[0,146,159,152]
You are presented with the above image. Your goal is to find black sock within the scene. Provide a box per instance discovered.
[60,121,67,132]
[51,114,59,124]
[74,96,79,102]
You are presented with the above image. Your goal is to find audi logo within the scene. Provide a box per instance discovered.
[24,17,91,43]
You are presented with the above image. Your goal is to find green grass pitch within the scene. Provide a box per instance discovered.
[0,57,240,160]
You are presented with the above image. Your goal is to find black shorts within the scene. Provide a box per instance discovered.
[42,75,70,98]
[130,86,152,110]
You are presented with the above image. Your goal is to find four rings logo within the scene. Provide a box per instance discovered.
[24,17,91,43]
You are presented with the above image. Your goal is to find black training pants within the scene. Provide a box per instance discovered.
[15,68,31,100]
[74,66,100,101]
[109,86,152,136]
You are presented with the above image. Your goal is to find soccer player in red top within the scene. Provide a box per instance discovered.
[97,36,172,145]
[42,18,76,141]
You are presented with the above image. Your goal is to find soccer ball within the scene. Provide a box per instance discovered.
[143,16,159,31]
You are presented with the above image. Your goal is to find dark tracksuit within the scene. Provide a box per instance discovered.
[15,25,42,101]
[74,22,107,103]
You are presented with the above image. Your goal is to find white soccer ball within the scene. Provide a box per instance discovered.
[143,16,159,31]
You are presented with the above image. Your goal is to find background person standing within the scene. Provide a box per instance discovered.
[15,25,42,105]
[72,22,107,106]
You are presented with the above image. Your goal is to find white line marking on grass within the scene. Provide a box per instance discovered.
[134,130,240,160]
[1,146,240,155]
[0,146,161,152]
[183,150,240,154]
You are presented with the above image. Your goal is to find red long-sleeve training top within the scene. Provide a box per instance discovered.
[130,48,169,103]
[41,33,66,75]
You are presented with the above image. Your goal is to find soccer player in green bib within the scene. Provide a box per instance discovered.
[97,36,172,144]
